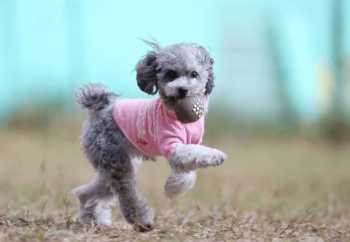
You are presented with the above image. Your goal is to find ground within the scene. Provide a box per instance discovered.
[0,124,349,241]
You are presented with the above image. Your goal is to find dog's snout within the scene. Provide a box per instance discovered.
[177,87,188,99]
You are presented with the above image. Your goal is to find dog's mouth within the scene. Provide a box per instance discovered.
[160,88,207,111]
[159,90,181,107]
[161,95,178,108]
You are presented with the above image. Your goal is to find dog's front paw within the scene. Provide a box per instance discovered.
[197,149,227,168]
[164,171,197,198]
[170,144,227,172]
[171,157,197,173]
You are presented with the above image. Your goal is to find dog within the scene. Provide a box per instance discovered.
[72,42,227,232]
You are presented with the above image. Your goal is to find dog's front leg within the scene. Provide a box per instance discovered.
[169,143,227,173]
[164,143,226,198]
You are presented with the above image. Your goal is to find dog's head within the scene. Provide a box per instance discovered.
[136,42,214,107]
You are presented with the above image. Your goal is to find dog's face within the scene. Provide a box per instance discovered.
[136,42,214,108]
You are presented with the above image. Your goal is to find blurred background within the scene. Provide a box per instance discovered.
[0,0,350,137]
[0,1,350,239]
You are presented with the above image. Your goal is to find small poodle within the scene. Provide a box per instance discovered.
[73,42,227,232]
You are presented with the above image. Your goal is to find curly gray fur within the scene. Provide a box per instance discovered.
[75,84,117,111]
[73,42,226,232]
[74,84,154,231]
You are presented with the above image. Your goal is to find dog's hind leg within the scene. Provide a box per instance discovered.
[72,173,115,226]
[108,156,154,232]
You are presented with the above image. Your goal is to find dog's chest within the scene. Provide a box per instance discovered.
[182,119,204,144]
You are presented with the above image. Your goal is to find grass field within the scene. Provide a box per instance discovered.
[0,123,350,241]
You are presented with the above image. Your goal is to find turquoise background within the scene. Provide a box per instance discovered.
[0,0,349,122]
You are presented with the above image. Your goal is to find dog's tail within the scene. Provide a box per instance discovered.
[75,84,115,111]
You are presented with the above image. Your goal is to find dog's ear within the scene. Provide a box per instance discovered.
[136,51,159,95]
[205,57,214,95]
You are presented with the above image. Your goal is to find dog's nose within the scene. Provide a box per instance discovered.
[177,87,188,99]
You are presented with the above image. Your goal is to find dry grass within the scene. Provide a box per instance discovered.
[0,123,350,241]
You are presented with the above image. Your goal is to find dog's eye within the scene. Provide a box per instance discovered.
[190,71,199,78]
[164,70,178,80]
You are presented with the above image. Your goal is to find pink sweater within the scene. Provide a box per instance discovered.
[112,98,205,159]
